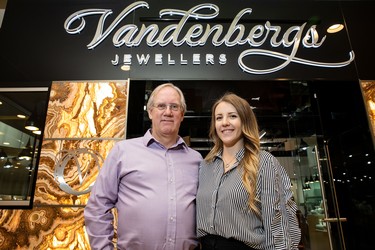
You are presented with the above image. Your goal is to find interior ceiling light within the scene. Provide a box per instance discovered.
[3,158,12,168]
[304,176,309,184]
[25,121,39,131]
[25,113,40,131]
[299,139,309,151]
[18,148,32,161]
[314,174,320,182]
[18,139,33,161]
[327,24,344,33]
[17,114,26,119]
[0,148,7,159]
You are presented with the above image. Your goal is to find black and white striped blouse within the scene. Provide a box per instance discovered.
[196,149,301,250]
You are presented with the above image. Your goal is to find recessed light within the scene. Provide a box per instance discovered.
[121,65,131,71]
[327,24,344,33]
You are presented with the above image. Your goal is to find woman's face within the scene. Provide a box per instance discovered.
[214,101,243,148]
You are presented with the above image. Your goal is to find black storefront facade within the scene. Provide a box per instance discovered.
[0,1,374,250]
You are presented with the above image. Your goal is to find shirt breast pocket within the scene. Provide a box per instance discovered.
[180,168,199,195]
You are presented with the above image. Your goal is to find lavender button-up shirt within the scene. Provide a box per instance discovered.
[84,130,202,250]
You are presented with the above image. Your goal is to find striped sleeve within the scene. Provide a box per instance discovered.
[258,151,301,250]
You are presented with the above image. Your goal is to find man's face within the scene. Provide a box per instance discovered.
[148,86,184,141]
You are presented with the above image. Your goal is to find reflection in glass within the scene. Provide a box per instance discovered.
[0,86,50,208]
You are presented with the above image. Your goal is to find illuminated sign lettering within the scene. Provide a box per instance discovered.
[64,1,354,74]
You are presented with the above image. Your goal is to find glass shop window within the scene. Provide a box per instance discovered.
[0,85,50,209]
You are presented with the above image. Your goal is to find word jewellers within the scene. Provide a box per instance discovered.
[111,53,227,66]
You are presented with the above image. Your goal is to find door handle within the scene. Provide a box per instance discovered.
[323,218,347,222]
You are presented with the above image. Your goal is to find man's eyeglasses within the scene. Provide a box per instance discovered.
[154,103,181,111]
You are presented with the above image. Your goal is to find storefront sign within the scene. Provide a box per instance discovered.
[0,0,360,81]
[64,1,354,75]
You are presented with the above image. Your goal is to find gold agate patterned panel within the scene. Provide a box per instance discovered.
[361,81,375,147]
[0,207,88,250]
[44,81,128,139]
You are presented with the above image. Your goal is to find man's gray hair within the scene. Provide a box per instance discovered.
[146,83,187,113]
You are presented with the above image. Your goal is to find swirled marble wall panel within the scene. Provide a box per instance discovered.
[0,207,88,249]
[44,81,128,139]
[361,81,375,143]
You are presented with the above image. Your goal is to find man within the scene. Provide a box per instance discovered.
[84,83,202,250]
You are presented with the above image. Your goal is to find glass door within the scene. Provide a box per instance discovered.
[292,137,347,250]
[289,80,375,250]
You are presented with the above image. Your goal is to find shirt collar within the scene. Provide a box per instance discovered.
[214,147,245,162]
[143,129,188,149]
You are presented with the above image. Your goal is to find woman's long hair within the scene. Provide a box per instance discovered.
[205,92,261,214]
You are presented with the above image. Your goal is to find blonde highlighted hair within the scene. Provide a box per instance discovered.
[205,92,261,214]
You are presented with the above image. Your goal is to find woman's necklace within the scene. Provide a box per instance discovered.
[223,155,237,169]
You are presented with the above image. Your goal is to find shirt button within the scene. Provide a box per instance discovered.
[169,238,173,242]
[170,216,174,221]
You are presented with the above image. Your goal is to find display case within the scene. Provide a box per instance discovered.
[0,84,51,208]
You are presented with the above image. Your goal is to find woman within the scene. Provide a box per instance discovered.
[196,93,301,250]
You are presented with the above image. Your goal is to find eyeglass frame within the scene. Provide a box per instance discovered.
[153,103,182,111]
